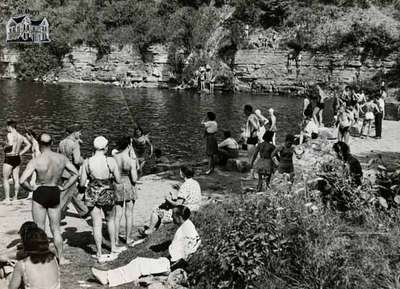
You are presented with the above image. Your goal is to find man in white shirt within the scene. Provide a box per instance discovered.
[217,130,239,165]
[140,166,202,236]
[92,206,201,287]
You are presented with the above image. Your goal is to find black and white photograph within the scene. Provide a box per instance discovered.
[0,0,400,288]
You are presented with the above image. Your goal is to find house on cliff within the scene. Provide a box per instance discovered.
[6,15,50,43]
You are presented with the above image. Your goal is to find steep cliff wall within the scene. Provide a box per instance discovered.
[0,44,171,88]
[0,44,398,93]
[234,49,398,92]
[0,47,19,79]
[54,44,171,88]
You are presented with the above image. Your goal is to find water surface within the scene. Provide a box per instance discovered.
[0,80,323,162]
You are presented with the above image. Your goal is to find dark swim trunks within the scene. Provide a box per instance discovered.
[4,155,21,169]
[339,126,350,135]
[33,186,61,209]
[316,102,325,110]
[247,136,258,145]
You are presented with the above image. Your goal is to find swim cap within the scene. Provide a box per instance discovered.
[93,136,108,150]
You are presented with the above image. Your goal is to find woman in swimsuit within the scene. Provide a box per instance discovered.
[201,112,218,175]
[8,227,60,289]
[336,105,354,144]
[271,134,298,188]
[132,126,153,173]
[113,136,138,247]
[359,97,378,138]
[80,136,123,263]
[251,131,276,192]
[312,85,327,127]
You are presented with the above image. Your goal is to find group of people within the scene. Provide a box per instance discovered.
[202,105,297,192]
[0,81,380,288]
[1,120,203,288]
[300,84,386,145]
[334,86,385,143]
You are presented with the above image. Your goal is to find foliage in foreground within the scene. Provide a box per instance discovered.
[189,156,400,289]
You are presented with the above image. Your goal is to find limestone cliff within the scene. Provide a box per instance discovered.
[234,49,397,92]
[0,44,172,88]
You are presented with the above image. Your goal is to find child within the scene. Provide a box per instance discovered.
[250,131,276,191]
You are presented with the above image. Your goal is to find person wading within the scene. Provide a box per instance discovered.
[20,133,78,265]
[3,120,31,203]
[79,136,123,263]
[242,105,260,180]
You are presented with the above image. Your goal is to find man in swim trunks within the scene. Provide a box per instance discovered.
[20,133,79,265]
[3,120,31,203]
[59,125,88,217]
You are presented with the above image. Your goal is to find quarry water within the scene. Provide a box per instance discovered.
[0,80,333,163]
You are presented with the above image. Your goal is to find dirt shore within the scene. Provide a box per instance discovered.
[0,120,398,289]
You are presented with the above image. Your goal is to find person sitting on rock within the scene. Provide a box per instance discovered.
[299,117,319,144]
[92,206,201,287]
[332,141,363,186]
[139,166,201,236]
[217,130,239,166]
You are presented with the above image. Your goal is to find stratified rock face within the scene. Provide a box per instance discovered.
[56,44,171,87]
[0,44,171,87]
[234,49,398,92]
[0,47,19,78]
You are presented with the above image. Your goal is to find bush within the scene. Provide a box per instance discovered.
[14,46,59,80]
[189,144,400,289]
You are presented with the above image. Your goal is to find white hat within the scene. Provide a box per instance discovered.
[206,64,211,70]
[93,136,108,150]
[268,108,274,113]
[254,109,261,116]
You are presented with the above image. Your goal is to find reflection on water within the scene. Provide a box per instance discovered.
[0,80,320,162]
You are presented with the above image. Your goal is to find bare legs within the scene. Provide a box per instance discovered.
[2,164,20,202]
[90,206,117,258]
[256,173,272,192]
[114,201,135,245]
[206,155,215,174]
[2,165,12,202]
[360,120,372,138]
[32,201,68,264]
[312,107,321,127]
[12,167,20,201]
[143,210,161,235]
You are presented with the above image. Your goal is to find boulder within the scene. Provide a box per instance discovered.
[225,158,250,172]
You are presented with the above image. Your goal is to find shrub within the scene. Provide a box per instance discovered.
[14,46,59,80]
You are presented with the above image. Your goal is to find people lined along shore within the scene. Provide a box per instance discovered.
[1,81,388,287]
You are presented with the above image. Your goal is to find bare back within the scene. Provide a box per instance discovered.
[6,131,26,155]
[33,151,68,186]
[114,152,133,174]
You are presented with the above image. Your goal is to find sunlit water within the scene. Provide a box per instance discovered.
[0,80,333,167]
